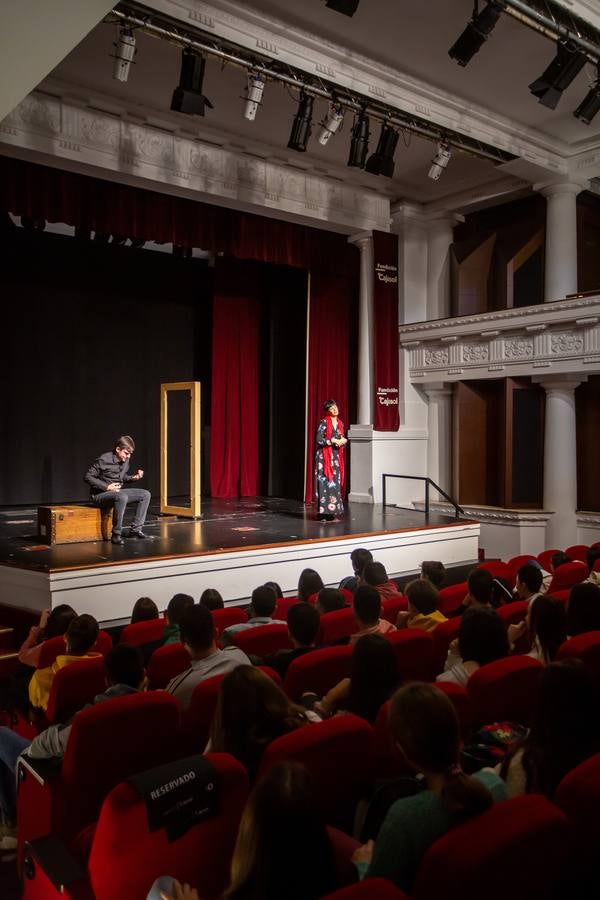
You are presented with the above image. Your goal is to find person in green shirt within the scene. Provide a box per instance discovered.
[353,682,507,892]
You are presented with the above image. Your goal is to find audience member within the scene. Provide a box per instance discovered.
[315,588,347,615]
[437,608,509,686]
[489,576,513,608]
[351,585,397,642]
[508,595,566,665]
[352,683,506,891]
[298,569,324,603]
[221,585,279,645]
[421,560,446,590]
[448,568,493,619]
[130,597,159,624]
[28,614,100,711]
[499,660,600,798]
[209,667,319,779]
[515,564,544,606]
[566,581,600,636]
[339,548,373,594]
[398,579,447,632]
[262,603,320,678]
[264,581,283,599]
[311,634,398,723]
[164,594,195,645]
[166,606,250,710]
[550,551,572,572]
[362,561,403,602]
[585,546,600,586]
[199,589,224,612]
[18,605,77,668]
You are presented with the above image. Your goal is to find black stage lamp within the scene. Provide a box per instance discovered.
[365,122,399,177]
[574,71,600,124]
[325,0,360,15]
[288,91,314,152]
[347,110,370,168]
[171,49,213,116]
[449,1,504,67]
[529,41,587,110]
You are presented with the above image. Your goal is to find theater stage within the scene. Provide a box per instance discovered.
[0,498,479,626]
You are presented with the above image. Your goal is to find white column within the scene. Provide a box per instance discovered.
[426,214,461,320]
[540,182,581,302]
[424,385,453,495]
[536,376,583,548]
[348,231,374,425]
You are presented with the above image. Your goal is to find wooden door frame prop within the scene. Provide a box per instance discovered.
[160,381,201,518]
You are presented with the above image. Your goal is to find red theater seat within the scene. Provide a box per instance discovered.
[284,645,353,701]
[373,700,411,778]
[412,794,570,900]
[274,597,301,621]
[478,561,511,580]
[381,594,407,624]
[547,561,588,593]
[231,623,292,657]
[467,656,542,728]
[147,642,190,689]
[555,752,600,882]
[507,554,536,580]
[438,582,467,616]
[431,617,461,675]
[211,607,247,638]
[565,544,589,562]
[497,600,528,628]
[119,617,166,646]
[44,657,106,725]
[537,549,560,572]
[385,630,435,682]
[37,631,112,669]
[324,879,409,899]
[434,682,473,737]
[557,630,600,680]
[319,607,359,644]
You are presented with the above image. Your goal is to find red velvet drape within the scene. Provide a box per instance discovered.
[210,260,262,497]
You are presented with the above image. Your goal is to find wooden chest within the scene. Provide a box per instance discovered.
[38,505,113,545]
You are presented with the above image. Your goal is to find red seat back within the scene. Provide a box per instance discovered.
[438,582,467,616]
[87,753,249,900]
[548,561,589,593]
[381,594,407,625]
[37,630,112,669]
[431,617,461,675]
[385,630,435,682]
[231,624,292,657]
[324,882,408,900]
[552,588,570,605]
[180,673,225,755]
[284,645,353,701]
[119,618,166,646]
[555,752,600,865]
[467,656,543,727]
[45,656,106,725]
[319,608,359,644]
[434,681,473,736]
[507,555,536,580]
[274,597,302,622]
[537,549,560,572]
[147,642,190,689]
[211,607,247,638]
[497,600,529,628]
[413,795,570,900]
[557,630,600,681]
[478,561,511,580]
[565,544,589,562]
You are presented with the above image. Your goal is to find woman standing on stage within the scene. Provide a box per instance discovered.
[314,400,347,520]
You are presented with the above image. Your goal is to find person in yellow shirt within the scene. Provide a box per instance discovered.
[397,578,447,633]
[28,614,101,711]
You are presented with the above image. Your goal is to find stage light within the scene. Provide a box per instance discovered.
[365,122,399,177]
[318,103,344,146]
[171,49,213,116]
[244,72,265,121]
[428,142,452,181]
[325,0,359,15]
[574,71,600,124]
[449,1,504,67]
[112,24,136,82]
[288,91,314,152]
[529,41,586,109]
[347,110,370,168]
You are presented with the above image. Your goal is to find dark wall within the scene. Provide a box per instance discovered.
[578,193,600,295]
[0,223,211,506]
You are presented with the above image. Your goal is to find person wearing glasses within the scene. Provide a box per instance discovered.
[84,435,150,545]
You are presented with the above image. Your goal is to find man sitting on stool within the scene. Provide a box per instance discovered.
[85,435,150,545]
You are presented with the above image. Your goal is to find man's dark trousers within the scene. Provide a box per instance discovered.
[92,489,151,536]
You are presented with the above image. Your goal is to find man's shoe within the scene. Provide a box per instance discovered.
[131,529,147,539]
[111,533,124,545]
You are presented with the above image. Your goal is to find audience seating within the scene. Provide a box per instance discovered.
[438,582,467,616]
[554,752,600,886]
[37,631,113,669]
[381,595,407,624]
[434,682,473,737]
[211,607,247,637]
[412,794,570,900]
[551,589,570,605]
[385,630,435,683]
[478,561,512,580]
[119,618,166,646]
[557,631,600,681]
[372,700,412,779]
[431,617,461,675]
[507,554,536,580]
[565,544,589,562]
[547,561,589,593]
[319,608,359,644]
[230,623,292,657]
[274,597,301,621]
[497,600,528,628]
[44,657,106,725]
[537,549,560,572]
[147,642,190,689]
[257,714,374,830]
[284,645,353,701]
[467,656,542,727]
[324,879,409,899]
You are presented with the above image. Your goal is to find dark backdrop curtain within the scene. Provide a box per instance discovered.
[210,260,261,497]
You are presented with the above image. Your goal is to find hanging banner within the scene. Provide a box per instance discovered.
[372,231,399,431]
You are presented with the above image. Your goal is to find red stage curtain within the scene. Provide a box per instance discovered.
[305,266,358,502]
[210,259,262,497]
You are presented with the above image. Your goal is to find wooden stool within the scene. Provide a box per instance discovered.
[38,505,113,545]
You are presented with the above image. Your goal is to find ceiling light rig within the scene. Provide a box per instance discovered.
[244,71,265,121]
[428,142,452,181]
[324,0,360,16]
[365,122,400,178]
[574,67,600,124]
[288,91,314,152]
[347,110,370,168]
[529,40,586,109]
[318,102,344,146]
[112,23,136,82]
[449,0,505,67]
[170,48,213,116]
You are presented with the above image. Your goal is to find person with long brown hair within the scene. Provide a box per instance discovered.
[352,682,506,892]
[209,667,319,779]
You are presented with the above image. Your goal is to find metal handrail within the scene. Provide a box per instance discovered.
[382,474,464,520]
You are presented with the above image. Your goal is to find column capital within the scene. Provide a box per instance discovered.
[348,230,374,250]
[390,201,427,234]
[533,374,586,393]
[536,179,589,198]
[425,211,465,231]
[423,383,453,399]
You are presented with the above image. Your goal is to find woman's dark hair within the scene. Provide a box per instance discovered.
[298,568,324,603]
[264,582,283,599]
[42,604,77,640]
[502,660,600,797]
[390,683,493,821]
[529,595,567,664]
[458,608,509,667]
[210,667,311,780]
[347,635,398,723]
[225,762,337,900]
[199,588,224,612]
[551,551,572,571]
[130,597,159,624]
[566,582,600,636]
[316,588,346,614]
